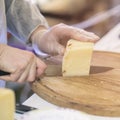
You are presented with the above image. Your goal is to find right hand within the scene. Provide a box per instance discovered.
[0,44,47,83]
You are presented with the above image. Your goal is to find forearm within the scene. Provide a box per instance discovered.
[5,0,48,43]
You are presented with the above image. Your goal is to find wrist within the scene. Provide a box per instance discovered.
[29,26,49,58]
[30,25,48,43]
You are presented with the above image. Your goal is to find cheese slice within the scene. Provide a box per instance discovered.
[0,88,15,120]
[62,39,94,76]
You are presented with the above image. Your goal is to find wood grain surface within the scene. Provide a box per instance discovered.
[32,51,120,117]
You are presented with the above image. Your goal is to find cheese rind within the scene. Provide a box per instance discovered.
[0,88,15,120]
[62,39,94,76]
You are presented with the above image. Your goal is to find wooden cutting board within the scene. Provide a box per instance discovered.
[31,51,120,117]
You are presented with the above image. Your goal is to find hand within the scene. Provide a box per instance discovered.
[0,44,46,83]
[31,23,99,55]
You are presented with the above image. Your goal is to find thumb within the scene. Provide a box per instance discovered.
[53,42,65,55]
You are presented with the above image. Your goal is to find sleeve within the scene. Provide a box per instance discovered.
[5,0,49,43]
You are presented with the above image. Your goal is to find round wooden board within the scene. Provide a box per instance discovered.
[32,51,120,117]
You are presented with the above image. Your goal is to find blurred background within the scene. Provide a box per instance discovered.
[35,0,120,37]
[7,0,120,104]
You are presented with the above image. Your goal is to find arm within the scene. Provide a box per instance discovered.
[5,0,48,43]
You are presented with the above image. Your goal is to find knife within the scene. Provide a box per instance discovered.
[0,70,10,76]
[0,65,62,77]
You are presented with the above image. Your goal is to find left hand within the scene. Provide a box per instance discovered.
[31,23,99,56]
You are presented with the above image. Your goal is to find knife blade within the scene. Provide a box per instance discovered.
[44,65,62,76]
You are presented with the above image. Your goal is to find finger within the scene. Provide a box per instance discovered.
[72,33,99,43]
[26,59,36,82]
[11,57,37,83]
[0,70,22,82]
[0,75,13,82]
[70,28,100,42]
[52,41,65,55]
[55,23,100,42]
[58,25,99,43]
[16,53,37,83]
[55,26,99,45]
[15,55,35,83]
[36,57,47,77]
[16,63,31,83]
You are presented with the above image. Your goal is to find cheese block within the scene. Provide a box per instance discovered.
[62,39,94,76]
[0,88,15,120]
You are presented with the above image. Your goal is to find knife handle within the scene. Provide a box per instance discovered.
[0,70,10,76]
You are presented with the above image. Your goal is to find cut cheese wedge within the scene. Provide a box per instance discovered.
[0,88,15,120]
[62,39,94,77]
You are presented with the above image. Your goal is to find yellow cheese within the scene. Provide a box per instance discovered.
[0,88,15,120]
[62,39,94,76]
